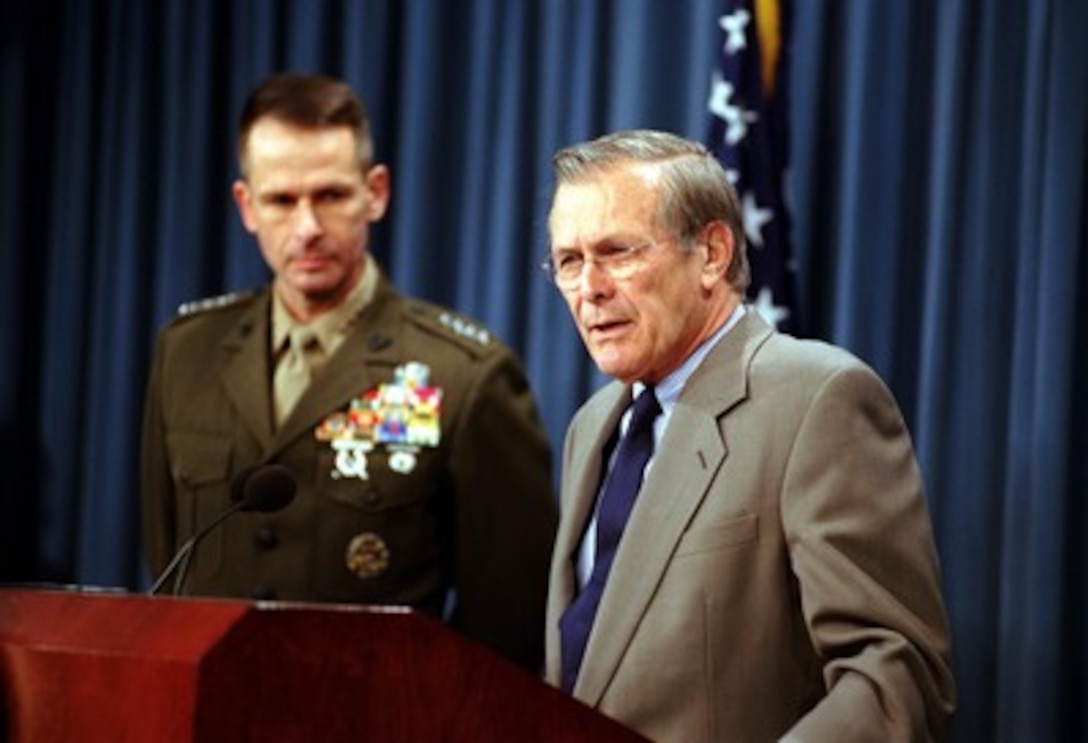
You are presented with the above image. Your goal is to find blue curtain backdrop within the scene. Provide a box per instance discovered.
[2,1,1085,741]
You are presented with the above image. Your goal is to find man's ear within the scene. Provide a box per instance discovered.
[363,164,391,222]
[232,179,258,234]
[700,221,734,289]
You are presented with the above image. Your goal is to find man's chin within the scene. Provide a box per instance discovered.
[590,352,638,384]
[277,278,347,310]
[289,275,341,300]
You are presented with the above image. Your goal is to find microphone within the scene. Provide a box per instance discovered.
[231,463,297,513]
[148,464,297,596]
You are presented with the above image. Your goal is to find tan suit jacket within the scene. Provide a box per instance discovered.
[545,311,954,742]
[142,270,556,671]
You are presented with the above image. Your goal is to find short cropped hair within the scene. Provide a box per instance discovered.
[237,73,374,177]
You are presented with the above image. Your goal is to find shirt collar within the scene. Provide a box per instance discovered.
[271,259,378,353]
[635,303,746,416]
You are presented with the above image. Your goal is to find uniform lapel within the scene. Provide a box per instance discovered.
[270,280,400,451]
[219,293,275,452]
[574,311,774,705]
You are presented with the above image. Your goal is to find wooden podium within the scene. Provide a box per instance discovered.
[0,587,647,742]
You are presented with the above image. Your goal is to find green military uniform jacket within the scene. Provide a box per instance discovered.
[141,270,557,671]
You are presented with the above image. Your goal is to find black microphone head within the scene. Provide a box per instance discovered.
[239,463,297,513]
[229,465,261,504]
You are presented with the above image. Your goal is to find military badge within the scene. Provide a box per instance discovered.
[316,362,442,479]
[388,448,417,475]
[345,532,390,579]
[331,439,374,480]
[438,312,491,346]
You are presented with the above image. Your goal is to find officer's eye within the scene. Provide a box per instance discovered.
[315,188,350,203]
[264,193,297,208]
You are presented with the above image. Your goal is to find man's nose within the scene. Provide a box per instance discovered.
[577,257,613,298]
[292,199,322,239]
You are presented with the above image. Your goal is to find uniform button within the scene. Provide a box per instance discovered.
[251,587,276,601]
[255,526,278,550]
[362,489,381,506]
[367,333,392,351]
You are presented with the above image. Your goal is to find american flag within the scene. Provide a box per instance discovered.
[707,0,801,334]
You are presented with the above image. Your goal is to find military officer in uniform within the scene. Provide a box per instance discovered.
[140,73,557,672]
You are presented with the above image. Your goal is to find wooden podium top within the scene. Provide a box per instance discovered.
[0,586,648,743]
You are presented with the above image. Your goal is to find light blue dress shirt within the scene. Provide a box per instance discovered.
[575,304,747,588]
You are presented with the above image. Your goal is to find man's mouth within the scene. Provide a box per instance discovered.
[586,318,630,338]
[291,254,330,271]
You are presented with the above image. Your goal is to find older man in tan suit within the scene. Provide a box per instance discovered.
[541,130,955,742]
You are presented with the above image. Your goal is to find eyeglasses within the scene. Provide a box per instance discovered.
[539,241,662,291]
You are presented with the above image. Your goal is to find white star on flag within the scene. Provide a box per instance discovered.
[719,10,751,55]
[742,191,773,248]
[707,72,759,146]
[752,286,791,329]
[706,0,802,336]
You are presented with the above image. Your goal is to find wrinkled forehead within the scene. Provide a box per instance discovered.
[548,164,663,248]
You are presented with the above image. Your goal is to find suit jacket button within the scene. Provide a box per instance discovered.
[255,526,278,550]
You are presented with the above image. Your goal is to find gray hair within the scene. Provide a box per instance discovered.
[552,129,750,291]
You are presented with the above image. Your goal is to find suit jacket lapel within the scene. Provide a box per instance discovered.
[574,310,775,705]
[552,384,630,609]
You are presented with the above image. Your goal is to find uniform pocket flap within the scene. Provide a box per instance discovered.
[166,432,233,487]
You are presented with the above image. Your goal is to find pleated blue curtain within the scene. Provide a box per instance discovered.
[1,1,1085,741]
[788,3,1088,741]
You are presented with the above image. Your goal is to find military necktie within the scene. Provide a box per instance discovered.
[559,387,661,693]
[274,325,321,427]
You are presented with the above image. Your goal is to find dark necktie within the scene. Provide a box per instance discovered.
[559,387,661,693]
